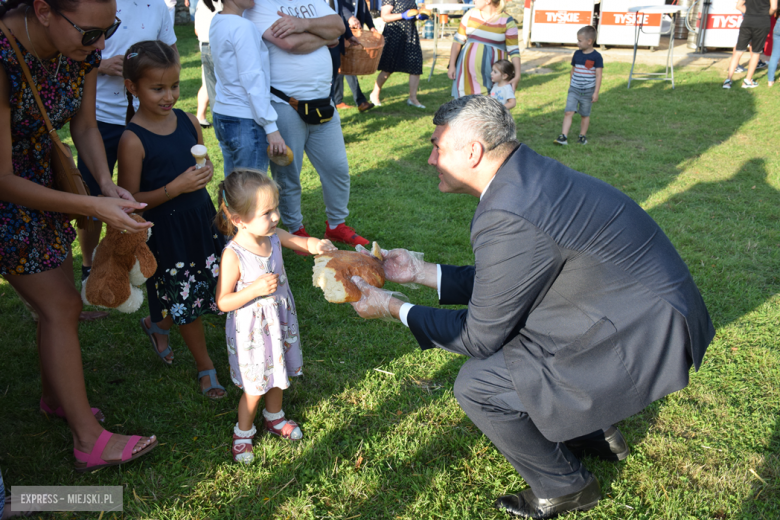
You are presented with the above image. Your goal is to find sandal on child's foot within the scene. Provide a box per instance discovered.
[198,369,226,400]
[40,398,104,422]
[232,423,256,464]
[263,409,302,440]
[140,317,173,365]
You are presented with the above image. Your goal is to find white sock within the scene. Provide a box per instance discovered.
[263,408,302,439]
[234,423,257,438]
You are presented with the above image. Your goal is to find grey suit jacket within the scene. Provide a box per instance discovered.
[407,144,715,441]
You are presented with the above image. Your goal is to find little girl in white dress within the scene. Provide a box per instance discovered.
[215,169,336,463]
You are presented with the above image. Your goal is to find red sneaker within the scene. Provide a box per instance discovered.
[324,221,369,247]
[292,226,312,256]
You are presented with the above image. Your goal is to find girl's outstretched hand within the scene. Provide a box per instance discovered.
[310,239,337,255]
[92,197,152,233]
[251,273,279,298]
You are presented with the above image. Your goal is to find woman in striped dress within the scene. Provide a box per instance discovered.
[447,0,521,98]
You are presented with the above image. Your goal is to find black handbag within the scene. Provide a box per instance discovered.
[271,87,334,125]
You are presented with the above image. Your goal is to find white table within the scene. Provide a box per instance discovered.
[627,5,689,89]
[425,3,469,81]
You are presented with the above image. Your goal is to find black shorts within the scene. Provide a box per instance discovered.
[76,120,125,196]
[736,24,770,52]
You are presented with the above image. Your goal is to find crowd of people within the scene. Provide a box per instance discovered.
[4,0,775,517]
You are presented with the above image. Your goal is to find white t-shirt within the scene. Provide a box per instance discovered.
[210,14,277,133]
[195,0,221,43]
[244,0,337,103]
[490,83,515,106]
[96,0,177,126]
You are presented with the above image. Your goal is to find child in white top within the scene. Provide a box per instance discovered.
[215,169,336,463]
[206,0,286,176]
[489,60,516,110]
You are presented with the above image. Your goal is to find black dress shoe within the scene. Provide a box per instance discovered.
[564,426,629,462]
[495,474,601,519]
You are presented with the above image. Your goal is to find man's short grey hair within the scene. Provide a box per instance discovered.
[433,95,519,153]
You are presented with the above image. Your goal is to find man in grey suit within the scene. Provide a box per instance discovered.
[350,96,714,518]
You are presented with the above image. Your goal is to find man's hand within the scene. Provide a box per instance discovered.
[382,248,426,284]
[272,11,309,39]
[349,276,404,321]
[348,16,361,29]
[98,55,124,77]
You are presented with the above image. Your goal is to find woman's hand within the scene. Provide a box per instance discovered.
[267,131,287,157]
[91,197,152,232]
[251,273,279,297]
[173,163,213,194]
[447,64,457,80]
[99,180,136,212]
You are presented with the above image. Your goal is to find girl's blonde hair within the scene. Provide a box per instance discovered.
[215,169,280,237]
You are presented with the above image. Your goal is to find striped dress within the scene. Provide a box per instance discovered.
[451,9,519,98]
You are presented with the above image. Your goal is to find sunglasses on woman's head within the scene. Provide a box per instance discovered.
[55,10,121,46]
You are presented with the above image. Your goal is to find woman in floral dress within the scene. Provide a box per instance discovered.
[0,0,157,470]
[447,0,521,97]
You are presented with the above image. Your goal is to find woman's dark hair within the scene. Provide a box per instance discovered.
[492,59,515,81]
[201,0,218,12]
[122,40,179,124]
[0,0,110,18]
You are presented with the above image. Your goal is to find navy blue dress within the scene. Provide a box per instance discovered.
[127,109,225,324]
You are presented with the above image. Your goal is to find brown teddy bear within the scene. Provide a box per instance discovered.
[82,214,157,313]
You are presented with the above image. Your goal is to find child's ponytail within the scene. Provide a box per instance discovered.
[125,90,135,125]
[215,179,236,237]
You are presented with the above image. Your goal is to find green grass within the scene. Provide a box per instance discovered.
[2,26,780,519]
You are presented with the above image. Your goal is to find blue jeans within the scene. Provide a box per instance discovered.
[768,28,780,83]
[212,113,270,177]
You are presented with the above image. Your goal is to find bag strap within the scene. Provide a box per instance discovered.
[0,19,71,155]
[270,86,291,103]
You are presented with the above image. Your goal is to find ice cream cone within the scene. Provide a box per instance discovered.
[191,144,208,169]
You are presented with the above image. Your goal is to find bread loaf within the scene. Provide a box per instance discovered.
[313,250,385,303]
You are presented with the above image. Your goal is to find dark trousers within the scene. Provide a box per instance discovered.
[453,350,594,498]
[332,74,368,106]
[76,120,125,196]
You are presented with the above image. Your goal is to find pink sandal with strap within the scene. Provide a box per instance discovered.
[265,416,302,440]
[74,430,158,473]
[232,427,256,464]
[40,398,104,422]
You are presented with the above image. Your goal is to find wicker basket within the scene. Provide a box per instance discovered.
[339,28,385,76]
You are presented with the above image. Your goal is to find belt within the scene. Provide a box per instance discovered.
[200,42,210,47]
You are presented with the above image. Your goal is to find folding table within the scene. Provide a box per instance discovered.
[627,4,689,89]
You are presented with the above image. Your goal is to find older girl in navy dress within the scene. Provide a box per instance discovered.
[117,41,227,399]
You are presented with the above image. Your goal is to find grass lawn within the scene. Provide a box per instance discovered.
[2,26,780,520]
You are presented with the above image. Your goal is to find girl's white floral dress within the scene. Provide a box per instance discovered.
[225,235,303,396]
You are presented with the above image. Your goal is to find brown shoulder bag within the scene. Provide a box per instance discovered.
[0,19,91,229]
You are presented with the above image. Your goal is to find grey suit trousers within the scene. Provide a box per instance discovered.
[454,350,594,498]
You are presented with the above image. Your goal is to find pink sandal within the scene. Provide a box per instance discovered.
[265,416,302,440]
[74,430,158,473]
[40,398,104,422]
[232,426,256,464]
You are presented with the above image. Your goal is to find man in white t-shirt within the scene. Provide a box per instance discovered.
[244,0,370,248]
[76,0,177,282]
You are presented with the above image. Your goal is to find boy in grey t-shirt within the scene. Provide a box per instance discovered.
[555,26,603,146]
